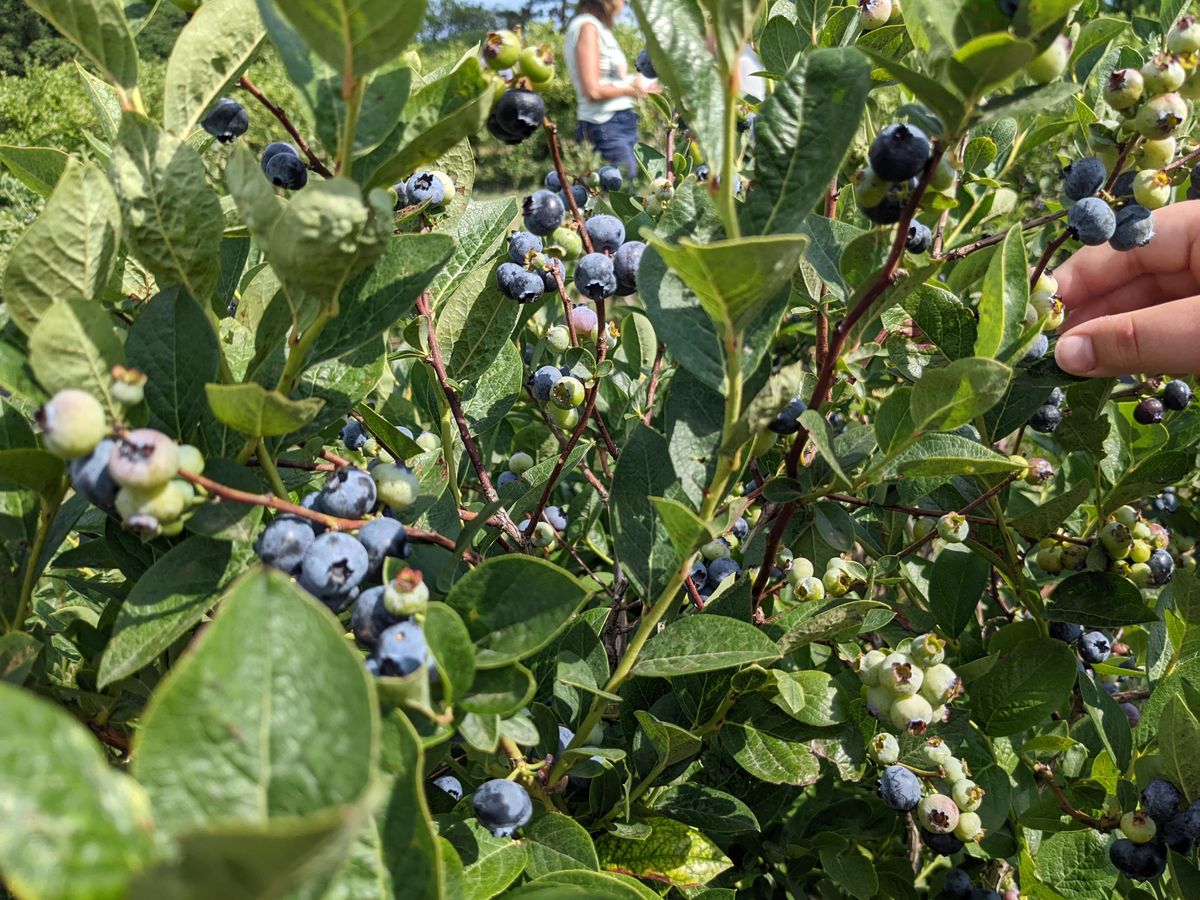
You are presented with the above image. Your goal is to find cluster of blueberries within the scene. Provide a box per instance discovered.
[1036,502,1178,589]
[482,29,558,145]
[1109,778,1200,881]
[860,633,963,736]
[1060,156,1156,251]
[686,519,749,602]
[939,867,1017,900]
[1026,373,1193,435]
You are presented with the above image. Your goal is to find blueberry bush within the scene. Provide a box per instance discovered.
[9,0,1200,897]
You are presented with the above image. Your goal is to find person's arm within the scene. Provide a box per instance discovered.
[1054,202,1200,375]
[575,22,652,101]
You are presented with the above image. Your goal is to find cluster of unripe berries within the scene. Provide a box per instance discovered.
[687,518,750,601]
[873,733,987,853]
[859,633,963,735]
[37,378,205,539]
[483,29,556,145]
[782,553,864,603]
[1036,503,1178,589]
[853,122,953,228]
[1109,778,1200,881]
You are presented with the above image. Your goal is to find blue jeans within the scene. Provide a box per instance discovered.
[576,110,639,181]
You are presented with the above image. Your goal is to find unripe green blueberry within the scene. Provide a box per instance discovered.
[361,437,379,456]
[110,366,147,407]
[518,44,556,85]
[550,376,585,409]
[749,429,778,458]
[1133,169,1173,209]
[1033,270,1059,296]
[416,431,441,452]
[1138,137,1177,169]
[775,546,793,565]
[1130,539,1152,564]
[1026,34,1071,85]
[787,557,815,586]
[912,516,935,541]
[869,732,901,765]
[929,154,957,192]
[170,478,196,508]
[922,736,953,767]
[1111,558,1132,577]
[858,0,892,30]
[1104,68,1145,110]
[1030,290,1065,330]
[509,451,534,475]
[936,512,969,544]
[109,429,180,490]
[36,389,108,460]
[918,793,960,834]
[483,29,521,70]
[701,539,731,561]
[1129,562,1153,587]
[159,518,184,537]
[954,811,984,842]
[1061,542,1089,570]
[550,404,580,429]
[546,324,571,352]
[889,693,934,733]
[177,444,205,476]
[1121,809,1157,844]
[1135,92,1188,138]
[373,463,420,511]
[1131,520,1152,540]
[384,569,430,617]
[822,568,849,597]
[1036,544,1064,574]
[921,663,962,706]
[910,633,945,667]
[1101,521,1134,559]
[951,779,985,812]
[1086,541,1109,571]
[1169,15,1200,54]
[858,648,887,685]
[551,226,584,259]
[530,520,556,547]
[1141,53,1186,95]
[853,167,889,208]
[866,685,895,719]
[116,482,185,525]
[881,651,923,697]
[1113,505,1139,527]
[941,756,969,783]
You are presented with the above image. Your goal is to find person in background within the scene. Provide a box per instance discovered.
[565,0,657,179]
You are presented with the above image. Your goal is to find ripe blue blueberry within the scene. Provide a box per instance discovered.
[559,184,589,211]
[262,145,307,190]
[585,215,626,253]
[530,365,563,401]
[1142,779,1183,823]
[544,170,563,191]
[1162,813,1193,854]
[1164,380,1193,410]
[1029,404,1062,433]
[496,261,525,296]
[357,517,409,579]
[942,868,973,900]
[508,231,543,264]
[262,141,296,167]
[1134,397,1165,425]
[1110,204,1155,251]
[877,764,921,811]
[1049,622,1084,644]
[1078,630,1112,664]
[341,419,368,452]
[1113,171,1137,198]
[374,620,430,677]
[1063,157,1107,200]
[523,190,566,236]
[1067,196,1116,245]
[614,240,645,295]
[544,506,568,531]
[635,48,656,78]
[497,470,519,488]
[688,558,708,587]
[390,181,408,209]
[538,255,566,292]
[920,829,964,855]
[1048,387,1065,407]
[574,252,617,300]
[499,264,545,303]
[1148,548,1176,584]
[1109,838,1166,881]
[406,172,446,207]
[706,557,741,588]
[732,517,749,540]
[351,585,401,650]
[768,397,807,434]
[598,166,623,191]
[868,123,932,182]
[299,531,369,607]
[862,191,905,224]
[320,467,377,519]
[256,516,316,574]
[906,221,933,253]
[68,438,119,511]
[493,89,545,142]
[433,775,463,801]
[201,97,249,143]
[1022,333,1049,364]
[472,778,533,838]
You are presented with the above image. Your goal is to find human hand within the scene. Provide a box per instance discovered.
[1054,202,1200,376]
[633,74,661,97]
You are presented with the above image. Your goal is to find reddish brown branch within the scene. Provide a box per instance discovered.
[643,341,666,426]
[553,270,580,347]
[238,75,334,179]
[1029,230,1071,290]
[1032,763,1111,831]
[943,210,1066,260]
[544,119,594,254]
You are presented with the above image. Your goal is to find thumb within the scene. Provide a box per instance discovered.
[1054,295,1200,376]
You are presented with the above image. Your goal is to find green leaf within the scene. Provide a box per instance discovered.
[126,288,221,445]
[28,299,124,417]
[928,545,991,637]
[363,60,500,190]
[743,47,871,236]
[648,497,714,559]
[1045,572,1157,628]
[652,784,761,836]
[857,47,967,134]
[638,245,724,392]
[1078,668,1132,771]
[441,817,528,897]
[1035,830,1121,900]
[205,383,324,438]
[0,144,71,196]
[973,225,1027,362]
[184,458,265,540]
[460,339,523,435]
[355,402,425,460]
[225,145,285,248]
[443,556,591,667]
[0,450,65,503]
[646,234,807,337]
[429,197,518,302]
[611,424,686,596]
[631,0,726,170]
[890,433,1027,477]
[1010,480,1091,541]
[163,0,265,137]
[909,357,1011,432]
[1159,693,1200,802]
[133,567,377,839]
[110,113,223,300]
[379,711,443,900]
[97,536,232,688]
[595,817,731,889]
[634,615,780,677]
[969,637,1077,736]
[775,600,890,654]
[718,700,821,785]
[758,15,801,71]
[436,269,519,384]
[268,0,427,79]
[525,814,600,879]
[424,601,476,705]
[25,0,138,89]
[901,285,977,362]
[3,158,121,336]
[459,663,533,716]
[0,684,160,898]
[314,64,414,160]
[951,32,1037,95]
[819,838,877,900]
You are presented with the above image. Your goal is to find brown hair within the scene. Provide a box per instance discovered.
[579,0,622,26]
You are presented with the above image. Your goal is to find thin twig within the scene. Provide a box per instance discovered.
[1032,762,1112,831]
[943,210,1066,260]
[238,75,334,179]
[544,120,593,254]
[1029,230,1071,290]
[553,270,580,347]
[643,342,666,426]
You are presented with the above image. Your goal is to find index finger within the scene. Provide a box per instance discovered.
[1054,200,1200,316]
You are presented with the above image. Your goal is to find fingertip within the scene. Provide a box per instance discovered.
[1054,332,1096,375]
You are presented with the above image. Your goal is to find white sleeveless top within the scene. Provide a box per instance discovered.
[565,13,634,124]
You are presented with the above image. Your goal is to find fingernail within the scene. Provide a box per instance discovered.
[1055,334,1095,373]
